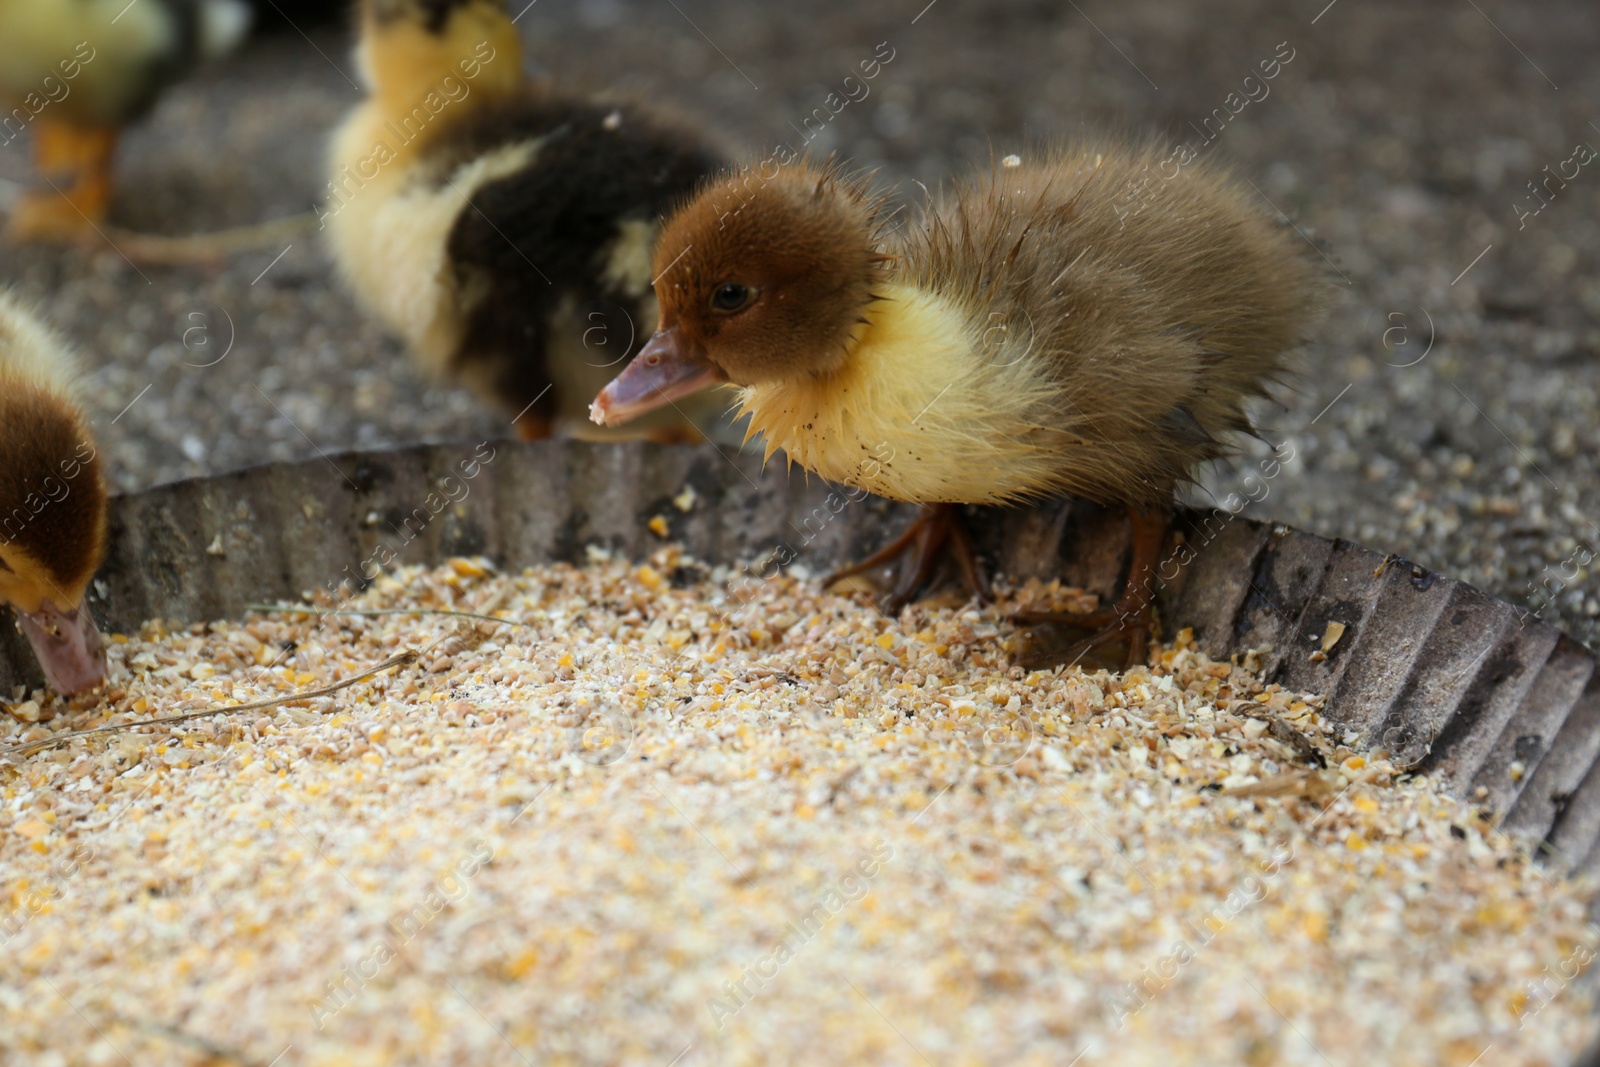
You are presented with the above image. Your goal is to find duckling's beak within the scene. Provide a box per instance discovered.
[16,600,106,696]
[590,330,724,426]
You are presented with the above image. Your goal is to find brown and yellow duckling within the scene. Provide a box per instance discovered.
[325,0,726,442]
[0,0,251,241]
[0,291,109,695]
[592,148,1324,665]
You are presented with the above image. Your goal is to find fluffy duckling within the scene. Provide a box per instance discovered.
[593,149,1323,664]
[0,0,252,241]
[0,291,109,695]
[325,0,726,441]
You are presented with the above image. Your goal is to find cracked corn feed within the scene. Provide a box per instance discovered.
[2,551,1596,1066]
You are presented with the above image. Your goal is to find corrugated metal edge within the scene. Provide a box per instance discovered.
[6,441,1598,860]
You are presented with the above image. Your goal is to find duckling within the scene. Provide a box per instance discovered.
[0,291,109,695]
[592,149,1324,665]
[0,0,252,241]
[325,0,726,442]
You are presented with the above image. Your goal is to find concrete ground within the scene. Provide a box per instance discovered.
[0,0,1596,646]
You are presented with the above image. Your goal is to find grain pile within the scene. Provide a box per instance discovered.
[1,552,1596,1066]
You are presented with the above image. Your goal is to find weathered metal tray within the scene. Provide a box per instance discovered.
[3,438,1596,882]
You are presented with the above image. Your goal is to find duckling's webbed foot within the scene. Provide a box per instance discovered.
[824,503,991,613]
[7,121,117,244]
[643,425,706,446]
[1013,605,1153,673]
[1012,506,1170,672]
[513,412,552,441]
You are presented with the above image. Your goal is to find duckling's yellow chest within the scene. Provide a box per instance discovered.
[735,285,1066,506]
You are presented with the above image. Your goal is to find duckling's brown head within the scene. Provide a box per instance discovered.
[592,163,890,426]
[0,383,109,695]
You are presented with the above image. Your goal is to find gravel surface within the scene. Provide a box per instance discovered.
[2,556,1594,1065]
[0,0,1596,650]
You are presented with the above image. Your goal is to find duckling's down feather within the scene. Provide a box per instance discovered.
[0,0,250,128]
[738,146,1324,509]
[439,97,722,426]
[325,0,725,437]
[0,291,107,605]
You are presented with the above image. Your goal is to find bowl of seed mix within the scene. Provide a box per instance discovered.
[1,441,1597,1067]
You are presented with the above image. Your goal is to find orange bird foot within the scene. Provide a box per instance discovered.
[6,190,104,243]
[513,412,553,441]
[1010,505,1170,672]
[823,502,992,615]
[5,122,117,244]
[1011,604,1154,673]
[642,425,706,446]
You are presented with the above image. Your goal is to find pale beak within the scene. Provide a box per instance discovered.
[16,600,106,695]
[590,330,724,426]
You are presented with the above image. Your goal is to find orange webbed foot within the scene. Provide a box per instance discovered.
[6,190,105,244]
[514,412,553,441]
[1011,506,1170,672]
[5,122,116,244]
[643,425,707,446]
[823,503,991,614]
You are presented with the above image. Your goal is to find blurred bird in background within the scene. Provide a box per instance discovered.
[0,0,252,242]
[324,0,730,442]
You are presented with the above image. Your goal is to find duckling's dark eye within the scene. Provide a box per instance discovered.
[711,283,754,313]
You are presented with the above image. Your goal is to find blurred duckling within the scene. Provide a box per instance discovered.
[0,0,252,241]
[325,0,725,441]
[593,148,1324,665]
[0,291,109,695]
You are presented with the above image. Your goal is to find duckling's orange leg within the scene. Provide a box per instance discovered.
[514,412,552,441]
[824,503,992,614]
[1013,506,1169,671]
[644,424,706,446]
[7,121,118,243]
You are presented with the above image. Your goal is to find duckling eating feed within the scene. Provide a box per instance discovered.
[0,291,109,695]
[325,0,726,442]
[592,149,1324,666]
